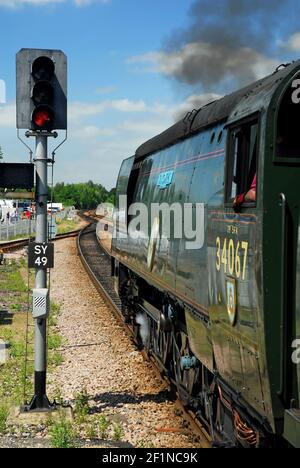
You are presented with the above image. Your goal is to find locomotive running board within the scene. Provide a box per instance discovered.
[283,409,300,448]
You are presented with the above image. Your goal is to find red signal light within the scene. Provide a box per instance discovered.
[34,110,50,127]
[32,106,54,130]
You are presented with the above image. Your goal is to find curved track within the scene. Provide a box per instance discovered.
[77,223,122,315]
[78,221,212,448]
[0,229,82,253]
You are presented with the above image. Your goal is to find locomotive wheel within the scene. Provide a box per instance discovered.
[151,320,171,368]
[172,331,199,404]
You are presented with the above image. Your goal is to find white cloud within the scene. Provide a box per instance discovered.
[281,32,300,52]
[69,102,108,122]
[0,80,6,104]
[74,0,110,5]
[126,52,162,74]
[0,98,162,130]
[96,86,116,95]
[0,0,63,6]
[72,125,116,139]
[69,99,152,123]
[120,119,170,136]
[0,0,110,8]
[119,95,222,132]
[0,103,15,128]
[111,99,146,113]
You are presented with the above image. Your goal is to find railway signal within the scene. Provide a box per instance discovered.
[16,49,67,131]
[16,48,67,413]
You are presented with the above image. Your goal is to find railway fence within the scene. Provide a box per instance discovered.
[0,208,72,242]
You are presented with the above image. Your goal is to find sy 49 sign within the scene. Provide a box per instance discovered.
[28,243,54,270]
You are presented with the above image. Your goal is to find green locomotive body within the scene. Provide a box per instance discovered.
[111,61,300,447]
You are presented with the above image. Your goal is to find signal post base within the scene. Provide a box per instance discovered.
[23,393,54,413]
[7,405,74,428]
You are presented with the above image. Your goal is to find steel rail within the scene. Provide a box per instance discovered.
[0,229,82,253]
[77,224,122,319]
[0,210,97,253]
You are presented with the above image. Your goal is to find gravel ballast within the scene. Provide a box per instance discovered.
[48,238,201,448]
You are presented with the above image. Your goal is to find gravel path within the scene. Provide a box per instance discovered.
[48,238,200,448]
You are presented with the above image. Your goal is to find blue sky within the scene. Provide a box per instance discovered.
[0,0,300,188]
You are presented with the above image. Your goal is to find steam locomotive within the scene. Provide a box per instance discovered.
[109,61,300,447]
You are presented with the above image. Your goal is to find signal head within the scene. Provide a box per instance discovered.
[31,56,55,131]
[16,49,67,131]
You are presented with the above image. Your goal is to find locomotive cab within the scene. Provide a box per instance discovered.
[263,68,300,447]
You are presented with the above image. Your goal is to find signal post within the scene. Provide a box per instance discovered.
[16,49,67,412]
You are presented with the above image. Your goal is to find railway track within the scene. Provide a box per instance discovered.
[0,210,96,253]
[0,229,82,253]
[78,221,212,448]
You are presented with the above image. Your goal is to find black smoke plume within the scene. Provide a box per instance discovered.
[162,0,293,92]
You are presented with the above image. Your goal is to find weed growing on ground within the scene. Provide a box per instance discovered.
[48,333,62,350]
[98,414,110,440]
[0,259,63,420]
[86,422,97,439]
[74,388,89,424]
[0,406,8,434]
[112,421,124,441]
[50,352,64,367]
[48,302,61,327]
[0,265,28,292]
[56,219,78,235]
[52,388,64,406]
[137,439,155,448]
[49,419,76,449]
[0,328,12,341]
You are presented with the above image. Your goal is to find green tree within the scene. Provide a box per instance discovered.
[52,181,110,209]
[105,188,116,205]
